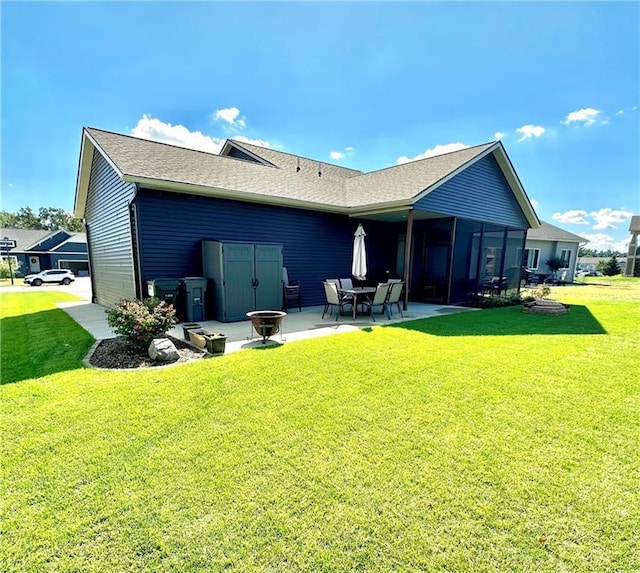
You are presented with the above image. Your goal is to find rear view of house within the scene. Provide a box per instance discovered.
[74,128,539,314]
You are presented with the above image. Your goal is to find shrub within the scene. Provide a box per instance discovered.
[0,258,23,279]
[106,297,177,347]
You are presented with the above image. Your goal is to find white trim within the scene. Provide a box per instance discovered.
[220,140,277,167]
[23,229,65,251]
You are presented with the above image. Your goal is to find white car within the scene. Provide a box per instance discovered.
[24,269,75,286]
[576,270,602,277]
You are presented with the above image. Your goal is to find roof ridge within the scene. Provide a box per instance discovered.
[357,141,497,177]
[230,139,363,173]
[85,126,229,159]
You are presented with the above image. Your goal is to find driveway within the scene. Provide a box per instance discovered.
[2,276,92,301]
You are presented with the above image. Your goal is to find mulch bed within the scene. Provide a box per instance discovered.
[88,336,206,369]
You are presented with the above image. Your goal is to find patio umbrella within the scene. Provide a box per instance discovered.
[352,223,367,281]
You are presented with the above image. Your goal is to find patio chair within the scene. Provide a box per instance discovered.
[362,283,391,321]
[282,267,301,312]
[322,281,351,321]
[385,281,404,318]
[327,278,354,306]
[339,278,353,289]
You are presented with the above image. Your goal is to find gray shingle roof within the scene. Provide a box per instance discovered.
[79,128,536,227]
[344,142,496,208]
[0,228,54,251]
[526,221,586,243]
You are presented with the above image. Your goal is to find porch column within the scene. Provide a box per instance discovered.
[403,208,414,310]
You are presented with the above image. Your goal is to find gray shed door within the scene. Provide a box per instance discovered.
[222,243,255,321]
[255,245,283,310]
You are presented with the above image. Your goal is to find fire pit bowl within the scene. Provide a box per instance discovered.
[246,310,287,344]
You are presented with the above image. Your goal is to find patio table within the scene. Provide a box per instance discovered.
[339,286,376,319]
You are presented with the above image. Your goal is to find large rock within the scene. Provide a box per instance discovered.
[522,299,570,315]
[148,338,179,362]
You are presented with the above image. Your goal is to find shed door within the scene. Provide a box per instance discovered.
[222,243,255,320]
[255,245,283,310]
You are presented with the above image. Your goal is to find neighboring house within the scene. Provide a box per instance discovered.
[578,257,626,274]
[523,221,587,283]
[74,127,540,311]
[0,228,89,277]
[625,215,640,277]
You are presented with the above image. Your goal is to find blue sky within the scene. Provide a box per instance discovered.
[2,1,638,251]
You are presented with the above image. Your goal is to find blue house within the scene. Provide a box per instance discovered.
[0,228,89,277]
[74,128,539,310]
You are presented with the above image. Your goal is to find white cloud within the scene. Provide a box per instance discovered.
[516,124,546,142]
[345,146,355,152]
[530,199,539,209]
[590,208,634,230]
[130,115,272,154]
[552,210,590,225]
[633,105,638,111]
[330,151,344,160]
[213,107,246,128]
[616,109,624,116]
[562,108,600,125]
[131,115,225,153]
[578,232,630,253]
[494,132,505,139]
[397,142,470,164]
[232,135,273,149]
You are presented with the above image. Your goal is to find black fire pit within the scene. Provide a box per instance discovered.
[246,310,287,344]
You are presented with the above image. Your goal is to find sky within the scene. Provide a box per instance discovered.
[2,1,638,252]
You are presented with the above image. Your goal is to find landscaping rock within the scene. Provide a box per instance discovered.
[522,299,570,315]
[148,338,179,361]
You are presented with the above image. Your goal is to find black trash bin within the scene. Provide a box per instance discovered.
[181,277,209,323]
[147,278,182,316]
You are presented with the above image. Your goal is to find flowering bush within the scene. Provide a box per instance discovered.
[106,297,177,347]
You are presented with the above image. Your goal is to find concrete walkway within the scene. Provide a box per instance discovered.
[5,278,476,355]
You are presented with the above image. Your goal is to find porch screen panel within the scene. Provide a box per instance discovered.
[504,229,526,295]
[450,219,483,304]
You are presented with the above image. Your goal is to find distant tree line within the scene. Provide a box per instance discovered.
[578,247,625,257]
[0,207,84,233]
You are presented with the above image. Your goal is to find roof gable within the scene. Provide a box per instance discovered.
[526,221,587,243]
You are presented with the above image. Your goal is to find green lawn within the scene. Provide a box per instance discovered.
[1,280,639,572]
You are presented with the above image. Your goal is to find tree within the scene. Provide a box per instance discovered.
[0,257,23,279]
[0,207,83,232]
[578,247,625,258]
[597,256,622,276]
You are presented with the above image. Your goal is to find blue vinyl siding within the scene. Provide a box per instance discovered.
[85,149,137,306]
[415,154,529,229]
[135,189,397,306]
[226,146,262,163]
[54,241,87,254]
[29,231,70,252]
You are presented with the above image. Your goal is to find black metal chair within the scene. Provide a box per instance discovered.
[282,267,301,311]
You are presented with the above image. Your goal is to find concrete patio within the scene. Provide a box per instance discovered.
[55,291,476,355]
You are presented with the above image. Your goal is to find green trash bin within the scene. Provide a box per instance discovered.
[147,278,182,316]
[181,277,209,323]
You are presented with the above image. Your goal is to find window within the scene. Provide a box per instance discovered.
[523,248,540,269]
[560,249,572,267]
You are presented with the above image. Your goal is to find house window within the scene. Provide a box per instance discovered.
[523,248,540,269]
[560,249,572,267]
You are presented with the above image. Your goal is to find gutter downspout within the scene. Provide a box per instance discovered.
[403,208,414,310]
[129,184,144,300]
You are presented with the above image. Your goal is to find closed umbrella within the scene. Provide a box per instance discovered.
[352,224,367,281]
